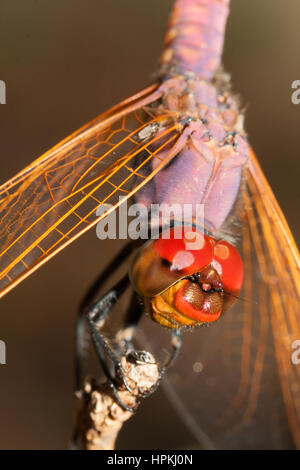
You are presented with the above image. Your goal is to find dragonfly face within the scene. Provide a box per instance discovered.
[130,227,243,328]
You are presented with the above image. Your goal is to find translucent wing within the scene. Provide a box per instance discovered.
[0,84,182,298]
[138,149,300,449]
[246,150,300,447]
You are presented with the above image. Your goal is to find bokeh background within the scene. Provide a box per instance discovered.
[0,0,299,449]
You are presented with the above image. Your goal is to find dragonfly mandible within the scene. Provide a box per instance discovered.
[0,0,299,449]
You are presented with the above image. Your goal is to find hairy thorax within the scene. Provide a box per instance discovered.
[135,72,250,234]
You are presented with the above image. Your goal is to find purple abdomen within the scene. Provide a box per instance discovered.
[161,0,230,80]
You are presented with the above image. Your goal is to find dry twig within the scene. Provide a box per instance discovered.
[74,351,160,450]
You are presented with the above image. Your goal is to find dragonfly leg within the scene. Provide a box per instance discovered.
[82,274,140,410]
[75,241,137,390]
[163,329,182,372]
[114,291,144,353]
[77,270,155,413]
[135,329,182,397]
[113,292,163,401]
[72,276,145,448]
[113,297,183,398]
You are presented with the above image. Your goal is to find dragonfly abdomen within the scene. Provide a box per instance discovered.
[161,0,230,80]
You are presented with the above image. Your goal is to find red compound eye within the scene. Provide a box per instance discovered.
[212,240,244,293]
[173,280,222,323]
[154,228,214,274]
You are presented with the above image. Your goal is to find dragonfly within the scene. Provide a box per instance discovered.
[0,0,300,450]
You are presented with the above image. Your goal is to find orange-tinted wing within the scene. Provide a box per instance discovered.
[137,149,300,449]
[246,149,300,447]
[0,84,182,298]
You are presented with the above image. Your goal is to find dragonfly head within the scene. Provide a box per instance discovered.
[130,228,244,328]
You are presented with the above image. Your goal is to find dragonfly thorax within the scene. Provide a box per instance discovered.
[135,75,249,233]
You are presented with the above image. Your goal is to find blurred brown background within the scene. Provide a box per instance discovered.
[0,0,299,449]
